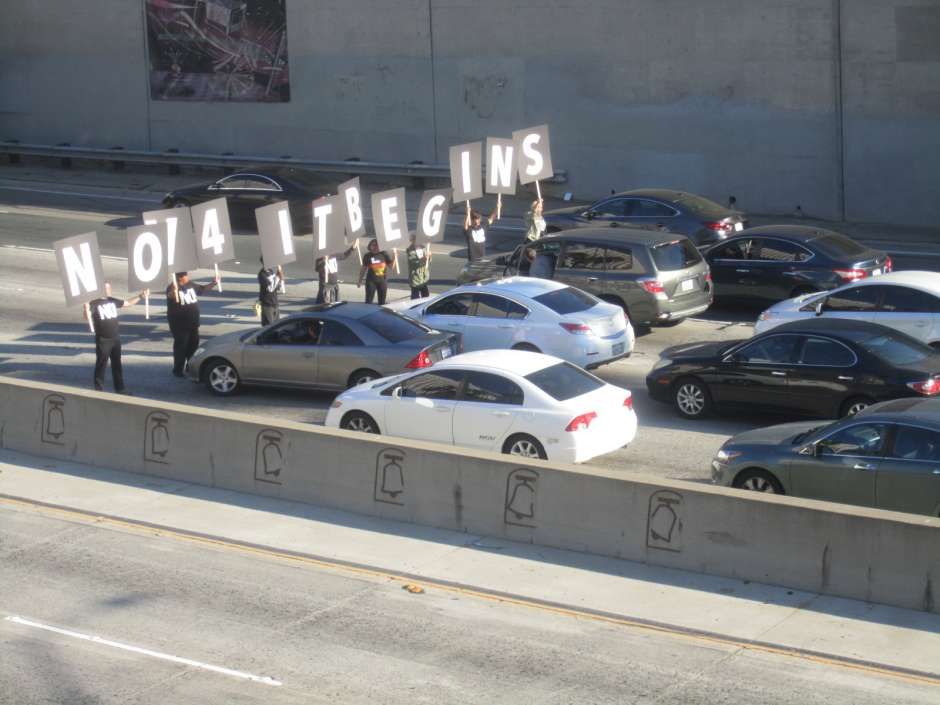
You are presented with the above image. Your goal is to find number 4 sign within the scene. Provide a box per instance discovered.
[191,198,235,290]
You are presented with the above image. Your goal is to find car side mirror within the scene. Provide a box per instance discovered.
[723,353,740,364]
[798,444,815,456]
[814,300,825,316]
[208,183,220,191]
[583,210,595,220]
[392,386,403,399]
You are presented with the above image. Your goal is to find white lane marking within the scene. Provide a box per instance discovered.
[4,615,282,686]
[1,244,127,262]
[0,184,162,203]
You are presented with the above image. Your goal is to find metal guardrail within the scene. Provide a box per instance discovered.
[0,140,568,183]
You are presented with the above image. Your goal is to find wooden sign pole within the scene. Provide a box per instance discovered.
[214,263,222,292]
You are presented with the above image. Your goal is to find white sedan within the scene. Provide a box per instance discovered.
[326,350,637,463]
[754,271,940,347]
[386,277,634,369]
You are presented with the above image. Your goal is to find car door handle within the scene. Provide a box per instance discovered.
[492,411,511,417]
[736,268,750,273]
[838,376,853,381]
[433,406,451,413]
[302,352,315,358]
[915,322,927,327]
[587,277,599,282]
[853,462,875,471]
[770,371,787,377]
[498,325,514,329]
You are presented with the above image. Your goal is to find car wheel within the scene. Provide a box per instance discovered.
[841,396,874,418]
[340,411,380,434]
[512,343,541,353]
[673,377,712,419]
[733,468,785,494]
[503,434,547,460]
[347,369,381,388]
[790,285,818,298]
[205,359,240,396]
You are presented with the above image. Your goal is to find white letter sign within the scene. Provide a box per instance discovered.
[485,138,517,195]
[311,195,345,256]
[449,142,483,201]
[512,124,554,184]
[255,201,297,267]
[416,189,452,244]
[191,197,235,267]
[142,207,198,272]
[370,188,408,250]
[53,232,106,307]
[337,177,366,243]
[127,223,169,291]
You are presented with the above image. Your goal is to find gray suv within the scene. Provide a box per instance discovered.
[457,229,712,326]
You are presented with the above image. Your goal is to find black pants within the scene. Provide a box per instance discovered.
[171,326,200,375]
[94,336,124,392]
[365,278,388,305]
[261,303,279,327]
[410,285,429,300]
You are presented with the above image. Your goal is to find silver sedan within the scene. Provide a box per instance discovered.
[186,303,461,396]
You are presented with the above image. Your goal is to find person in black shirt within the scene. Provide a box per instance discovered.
[84,282,145,393]
[166,271,218,377]
[357,239,396,305]
[257,258,284,326]
[463,207,498,262]
[315,244,356,304]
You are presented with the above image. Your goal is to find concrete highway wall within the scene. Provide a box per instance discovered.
[1,376,937,614]
[0,1,937,227]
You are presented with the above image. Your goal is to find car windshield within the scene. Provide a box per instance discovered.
[858,334,931,366]
[532,286,598,314]
[525,361,605,401]
[673,194,729,219]
[360,310,431,343]
[813,233,868,258]
[651,239,702,271]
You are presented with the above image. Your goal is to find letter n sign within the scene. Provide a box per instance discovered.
[54,232,106,306]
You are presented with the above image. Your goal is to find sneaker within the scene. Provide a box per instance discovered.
[172,370,184,378]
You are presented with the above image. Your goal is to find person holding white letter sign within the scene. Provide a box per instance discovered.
[166,271,218,378]
[85,282,146,394]
[463,207,497,262]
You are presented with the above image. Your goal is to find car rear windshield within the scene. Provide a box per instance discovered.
[813,233,868,258]
[533,286,598,314]
[673,194,729,219]
[859,334,930,366]
[651,239,703,271]
[525,362,605,401]
[360,310,431,343]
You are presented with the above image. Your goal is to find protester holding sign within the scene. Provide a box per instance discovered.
[524,199,546,242]
[463,207,498,262]
[357,239,396,305]
[406,233,431,299]
[257,258,284,326]
[85,282,146,394]
[166,271,218,377]
[315,244,356,304]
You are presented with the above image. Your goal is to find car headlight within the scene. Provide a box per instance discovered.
[715,449,742,464]
[651,358,673,371]
[757,310,775,322]
[193,347,205,357]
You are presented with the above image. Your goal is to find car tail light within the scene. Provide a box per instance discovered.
[565,412,598,432]
[704,271,712,282]
[705,221,731,233]
[623,395,633,410]
[907,378,940,396]
[884,256,893,272]
[639,278,665,294]
[560,322,594,335]
[406,350,433,369]
[834,268,867,281]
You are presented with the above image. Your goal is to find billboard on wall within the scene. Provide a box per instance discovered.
[145,0,290,102]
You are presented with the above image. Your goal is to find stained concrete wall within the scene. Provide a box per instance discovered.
[1,376,937,614]
[0,1,937,226]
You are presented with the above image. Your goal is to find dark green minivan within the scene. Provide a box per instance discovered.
[457,228,713,326]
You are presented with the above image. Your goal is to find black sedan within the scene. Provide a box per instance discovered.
[704,225,890,303]
[162,167,328,234]
[544,189,747,248]
[646,318,940,420]
[710,397,940,516]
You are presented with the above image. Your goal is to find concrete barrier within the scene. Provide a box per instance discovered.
[1,376,937,614]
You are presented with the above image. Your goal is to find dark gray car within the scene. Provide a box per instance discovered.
[544,189,747,248]
[186,303,461,396]
[457,229,713,326]
[711,397,940,516]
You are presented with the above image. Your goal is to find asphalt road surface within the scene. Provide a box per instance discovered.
[2,503,936,704]
[2,183,940,483]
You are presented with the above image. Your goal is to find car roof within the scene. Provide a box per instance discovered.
[856,397,940,424]
[735,225,846,242]
[434,350,563,376]
[770,317,917,340]
[542,227,687,246]
[298,302,382,320]
[613,188,690,202]
[456,276,568,297]
[845,270,940,292]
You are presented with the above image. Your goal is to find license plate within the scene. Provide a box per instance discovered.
[872,268,881,276]
[440,347,452,359]
[612,342,625,356]
[734,222,744,232]
[680,278,695,292]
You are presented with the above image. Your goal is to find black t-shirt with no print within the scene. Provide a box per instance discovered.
[89,297,125,339]
[166,282,208,330]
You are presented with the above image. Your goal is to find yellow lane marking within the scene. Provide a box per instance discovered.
[2,494,939,689]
